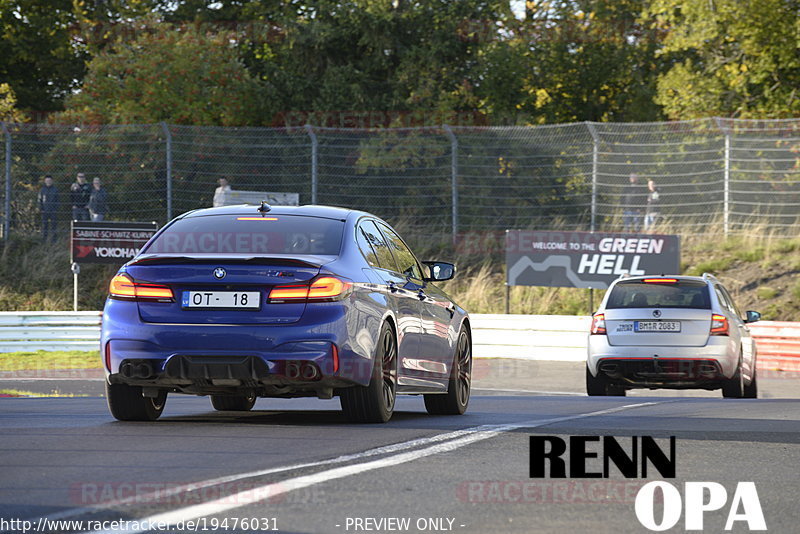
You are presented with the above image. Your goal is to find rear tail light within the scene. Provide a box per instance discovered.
[269,276,352,303]
[109,273,174,302]
[710,314,729,336]
[591,313,607,335]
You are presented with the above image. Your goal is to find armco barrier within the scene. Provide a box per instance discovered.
[748,322,800,372]
[470,314,590,362]
[0,312,797,372]
[0,312,102,352]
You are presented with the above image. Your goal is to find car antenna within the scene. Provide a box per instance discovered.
[258,201,272,217]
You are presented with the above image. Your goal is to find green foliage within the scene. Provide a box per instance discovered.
[756,286,778,300]
[0,350,100,371]
[0,83,26,122]
[0,0,88,114]
[735,247,765,263]
[480,0,665,123]
[644,0,800,118]
[57,19,268,126]
[684,257,734,276]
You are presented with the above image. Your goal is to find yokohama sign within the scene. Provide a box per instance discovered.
[71,221,158,264]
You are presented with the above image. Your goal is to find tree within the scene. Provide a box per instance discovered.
[0,0,87,116]
[0,83,26,122]
[474,0,666,124]
[644,0,800,118]
[239,0,510,126]
[56,19,269,126]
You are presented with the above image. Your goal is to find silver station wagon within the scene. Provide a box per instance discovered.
[587,274,760,398]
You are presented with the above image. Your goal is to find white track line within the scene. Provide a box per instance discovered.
[90,401,666,534]
[472,387,584,396]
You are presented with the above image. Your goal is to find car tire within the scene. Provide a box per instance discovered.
[722,358,745,398]
[210,393,257,411]
[340,322,397,423]
[586,365,626,396]
[106,382,167,421]
[743,367,758,399]
[424,327,472,415]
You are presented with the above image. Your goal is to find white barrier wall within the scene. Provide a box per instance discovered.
[471,314,591,362]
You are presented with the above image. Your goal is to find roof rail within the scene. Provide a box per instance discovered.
[616,272,632,280]
[701,272,718,282]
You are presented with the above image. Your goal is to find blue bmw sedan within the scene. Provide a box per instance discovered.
[101,204,471,423]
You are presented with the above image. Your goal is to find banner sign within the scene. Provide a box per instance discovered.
[506,230,681,289]
[224,190,299,206]
[71,221,158,264]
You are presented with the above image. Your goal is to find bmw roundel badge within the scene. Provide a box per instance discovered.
[213,267,226,280]
[653,309,662,318]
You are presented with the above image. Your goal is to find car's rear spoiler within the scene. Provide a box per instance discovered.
[128,254,335,269]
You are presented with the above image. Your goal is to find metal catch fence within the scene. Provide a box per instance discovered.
[2,118,798,242]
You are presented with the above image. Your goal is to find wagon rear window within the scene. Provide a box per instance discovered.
[606,280,711,309]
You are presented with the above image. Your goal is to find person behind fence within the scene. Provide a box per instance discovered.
[88,177,108,221]
[70,172,91,221]
[213,177,231,207]
[38,174,59,241]
[622,173,647,232]
[644,179,661,231]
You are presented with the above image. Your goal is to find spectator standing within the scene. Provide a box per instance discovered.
[213,177,231,207]
[69,172,91,221]
[644,179,661,231]
[88,177,108,222]
[622,173,647,233]
[38,175,59,241]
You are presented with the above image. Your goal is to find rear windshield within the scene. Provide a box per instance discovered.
[606,280,711,309]
[143,215,344,255]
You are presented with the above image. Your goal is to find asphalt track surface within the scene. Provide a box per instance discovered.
[1,361,799,534]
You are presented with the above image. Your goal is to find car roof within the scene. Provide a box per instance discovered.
[615,274,716,284]
[179,204,372,221]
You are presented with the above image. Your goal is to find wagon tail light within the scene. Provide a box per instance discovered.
[109,273,174,302]
[590,313,606,335]
[710,314,729,336]
[269,276,352,303]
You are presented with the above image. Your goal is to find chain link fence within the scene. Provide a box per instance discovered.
[2,119,798,241]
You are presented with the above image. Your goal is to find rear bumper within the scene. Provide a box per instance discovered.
[587,335,738,388]
[101,297,379,394]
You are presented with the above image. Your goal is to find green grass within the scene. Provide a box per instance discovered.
[0,388,88,397]
[0,350,101,372]
[2,228,800,319]
[756,287,779,300]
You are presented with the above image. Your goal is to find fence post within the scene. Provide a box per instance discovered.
[586,122,599,233]
[443,124,458,244]
[715,118,730,236]
[160,122,172,221]
[1,122,10,241]
[305,124,318,204]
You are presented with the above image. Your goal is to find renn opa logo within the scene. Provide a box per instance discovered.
[530,436,766,531]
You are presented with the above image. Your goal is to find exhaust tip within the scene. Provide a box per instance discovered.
[285,361,300,379]
[301,363,320,380]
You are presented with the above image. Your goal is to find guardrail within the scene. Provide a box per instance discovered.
[748,322,800,372]
[0,312,797,372]
[0,312,102,352]
[471,314,590,362]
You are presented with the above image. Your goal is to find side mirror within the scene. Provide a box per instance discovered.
[422,261,456,282]
[745,310,761,323]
